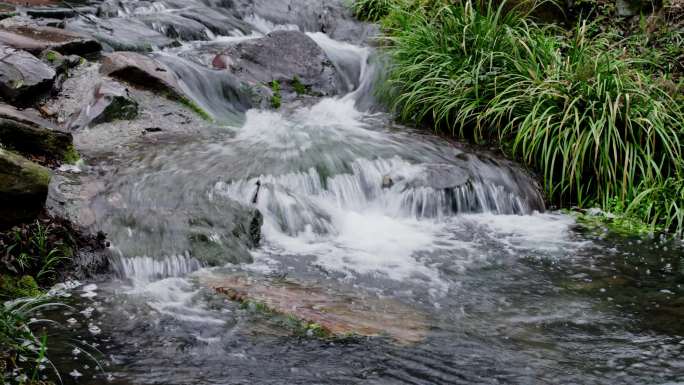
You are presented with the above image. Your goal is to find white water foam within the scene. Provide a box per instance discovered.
[245,14,299,34]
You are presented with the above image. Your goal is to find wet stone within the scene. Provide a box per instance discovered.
[215,30,341,98]
[69,80,139,129]
[0,148,50,229]
[0,102,73,161]
[0,44,55,103]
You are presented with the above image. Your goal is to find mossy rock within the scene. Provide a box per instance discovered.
[0,103,73,162]
[0,149,50,229]
[0,275,42,299]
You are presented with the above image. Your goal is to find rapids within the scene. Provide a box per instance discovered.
[32,1,684,384]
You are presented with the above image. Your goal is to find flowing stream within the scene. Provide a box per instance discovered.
[39,1,684,384]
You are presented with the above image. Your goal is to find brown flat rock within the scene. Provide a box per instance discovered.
[202,272,430,345]
[0,24,101,56]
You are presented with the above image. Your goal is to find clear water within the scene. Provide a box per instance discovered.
[37,1,684,384]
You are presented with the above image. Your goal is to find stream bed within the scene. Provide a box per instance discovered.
[16,0,684,383]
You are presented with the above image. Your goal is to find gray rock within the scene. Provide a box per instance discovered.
[66,16,179,52]
[0,44,55,103]
[215,30,340,98]
[0,148,50,229]
[69,80,139,129]
[0,103,73,161]
[0,24,102,57]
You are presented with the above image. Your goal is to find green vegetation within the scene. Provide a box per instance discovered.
[238,298,334,338]
[270,80,282,109]
[291,76,308,96]
[176,96,212,122]
[352,0,395,21]
[0,219,102,383]
[361,0,684,236]
[63,145,80,165]
[1,220,74,296]
[44,51,59,63]
[0,297,67,385]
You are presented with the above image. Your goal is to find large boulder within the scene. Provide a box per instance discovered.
[0,103,73,161]
[0,148,50,229]
[69,80,138,129]
[0,44,55,103]
[0,24,102,57]
[214,30,340,98]
[66,16,179,52]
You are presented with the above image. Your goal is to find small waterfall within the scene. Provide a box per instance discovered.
[215,157,537,238]
[154,53,253,123]
[111,252,204,282]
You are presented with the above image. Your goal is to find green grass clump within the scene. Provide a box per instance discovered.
[0,297,67,384]
[352,0,397,21]
[270,80,282,109]
[375,0,684,235]
[291,76,308,96]
[62,146,80,165]
[1,220,74,292]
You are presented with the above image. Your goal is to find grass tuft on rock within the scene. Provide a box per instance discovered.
[367,0,684,236]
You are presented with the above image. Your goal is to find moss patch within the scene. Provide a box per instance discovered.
[62,145,80,165]
[291,76,308,96]
[167,93,212,122]
[0,275,42,299]
[269,80,282,109]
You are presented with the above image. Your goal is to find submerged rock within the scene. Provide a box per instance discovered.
[178,7,252,37]
[0,103,73,161]
[0,24,101,56]
[0,148,50,229]
[203,272,429,345]
[0,44,55,103]
[136,13,214,41]
[214,30,340,98]
[69,80,138,129]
